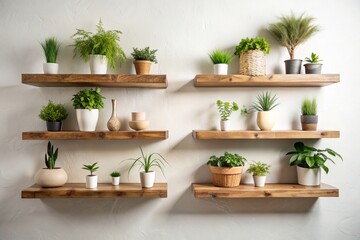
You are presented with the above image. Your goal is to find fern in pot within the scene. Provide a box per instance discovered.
[301,97,318,131]
[246,161,271,187]
[39,100,68,131]
[40,37,60,74]
[209,50,233,75]
[252,91,279,131]
[216,100,239,131]
[131,47,158,75]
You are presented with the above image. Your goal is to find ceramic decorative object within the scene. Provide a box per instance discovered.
[107,99,121,131]
[43,63,59,74]
[86,175,98,189]
[76,109,99,131]
[132,112,146,121]
[129,112,149,131]
[257,111,276,131]
[214,64,228,75]
[220,120,230,131]
[34,168,68,187]
[140,171,155,188]
[301,115,318,131]
[111,176,120,186]
[134,60,151,75]
[253,175,266,187]
[296,166,321,186]
[89,55,108,74]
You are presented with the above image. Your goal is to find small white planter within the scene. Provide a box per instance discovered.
[257,111,276,131]
[220,120,230,131]
[214,64,228,75]
[76,109,99,131]
[297,166,321,186]
[86,175,98,189]
[89,55,108,74]
[111,176,120,186]
[140,171,155,188]
[253,175,266,187]
[43,63,59,74]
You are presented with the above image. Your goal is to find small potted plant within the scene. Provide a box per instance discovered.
[216,100,239,131]
[304,52,323,74]
[209,50,232,74]
[286,142,342,186]
[207,152,247,188]
[234,37,270,76]
[71,87,105,131]
[39,100,68,131]
[110,171,121,186]
[131,47,158,75]
[301,98,318,131]
[34,141,68,187]
[246,161,271,187]
[72,19,126,74]
[40,37,60,74]
[82,162,99,189]
[252,91,279,131]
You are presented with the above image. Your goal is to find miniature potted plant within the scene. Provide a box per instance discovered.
[304,52,323,74]
[40,37,60,74]
[34,141,68,187]
[39,100,68,131]
[71,87,105,131]
[82,162,99,189]
[72,19,126,74]
[131,47,158,75]
[252,91,279,131]
[301,98,318,131]
[207,152,247,188]
[268,12,320,74]
[234,37,270,76]
[110,171,121,186]
[286,142,342,186]
[246,161,271,187]
[216,100,239,131]
[209,50,232,74]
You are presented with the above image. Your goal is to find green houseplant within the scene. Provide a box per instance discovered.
[110,171,121,186]
[131,47,158,75]
[304,52,323,74]
[301,98,318,130]
[39,100,68,131]
[40,37,60,74]
[216,100,239,131]
[252,91,280,131]
[246,161,271,187]
[209,50,233,74]
[82,162,99,189]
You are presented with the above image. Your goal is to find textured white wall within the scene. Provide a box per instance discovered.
[0,0,359,239]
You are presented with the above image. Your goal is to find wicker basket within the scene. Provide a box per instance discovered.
[239,50,266,76]
[209,165,243,188]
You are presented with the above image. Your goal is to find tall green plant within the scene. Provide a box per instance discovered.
[39,100,68,122]
[131,47,158,63]
[216,100,239,121]
[301,98,317,115]
[45,141,58,169]
[234,37,270,56]
[40,37,60,63]
[252,91,279,111]
[71,87,105,110]
[209,50,233,64]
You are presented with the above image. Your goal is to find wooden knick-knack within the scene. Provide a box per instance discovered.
[107,99,121,131]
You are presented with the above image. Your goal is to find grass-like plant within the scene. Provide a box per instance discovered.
[40,37,60,63]
[110,171,121,177]
[305,52,322,63]
[72,19,126,69]
[207,152,247,167]
[234,37,270,56]
[131,47,158,63]
[39,100,68,122]
[72,87,105,110]
[268,12,320,59]
[252,91,280,111]
[246,161,271,176]
[45,141,58,169]
[216,100,239,121]
[301,98,317,115]
[209,50,233,64]
[82,162,99,176]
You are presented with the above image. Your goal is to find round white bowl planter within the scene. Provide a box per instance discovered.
[76,109,99,131]
[34,168,68,187]
[220,120,230,131]
[253,175,266,187]
[111,176,120,186]
[86,175,98,189]
[296,166,321,186]
[257,111,276,131]
[140,171,155,188]
[213,64,228,75]
[43,63,59,74]
[89,55,108,74]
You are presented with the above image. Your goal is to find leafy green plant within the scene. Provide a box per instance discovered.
[207,152,247,167]
[286,142,342,174]
[268,12,320,59]
[252,91,280,111]
[40,37,60,63]
[71,87,105,110]
[302,98,317,115]
[234,37,270,56]
[39,100,68,122]
[209,50,233,64]
[45,141,58,169]
[305,52,322,63]
[82,162,99,176]
[110,171,121,177]
[240,105,251,117]
[131,47,158,63]
[246,161,271,176]
[72,19,126,69]
[216,100,239,121]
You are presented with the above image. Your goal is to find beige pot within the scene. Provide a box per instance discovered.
[34,168,68,187]
[209,165,243,188]
[134,60,151,75]
[257,111,275,131]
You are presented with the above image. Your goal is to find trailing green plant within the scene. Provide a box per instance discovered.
[240,105,251,117]
[207,152,247,167]
[234,37,270,56]
[268,12,320,59]
[305,52,322,63]
[40,37,60,63]
[216,100,239,121]
[252,91,280,111]
[131,47,158,63]
[72,19,126,69]
[301,98,317,115]
[246,161,271,176]
[71,87,105,110]
[82,162,99,176]
[286,142,342,174]
[45,141,58,169]
[110,171,121,177]
[209,50,233,64]
[39,100,68,122]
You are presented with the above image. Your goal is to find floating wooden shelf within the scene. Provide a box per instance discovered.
[22,74,167,88]
[22,131,169,140]
[22,183,167,198]
[192,183,338,198]
[194,74,339,87]
[192,130,339,139]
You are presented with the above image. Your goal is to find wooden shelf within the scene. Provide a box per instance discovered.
[193,130,339,139]
[194,74,339,87]
[192,183,338,198]
[22,130,169,140]
[22,183,167,198]
[22,74,167,88]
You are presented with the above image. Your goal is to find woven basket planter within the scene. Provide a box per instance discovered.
[239,50,266,76]
[209,165,243,188]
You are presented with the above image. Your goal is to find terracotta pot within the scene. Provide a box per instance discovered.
[297,166,321,186]
[140,171,155,188]
[107,99,121,131]
[257,111,275,131]
[134,60,151,75]
[209,165,243,188]
[301,115,318,131]
[34,168,68,187]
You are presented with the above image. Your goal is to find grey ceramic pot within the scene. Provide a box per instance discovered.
[301,115,318,131]
[304,63,322,74]
[284,59,302,74]
[46,121,63,131]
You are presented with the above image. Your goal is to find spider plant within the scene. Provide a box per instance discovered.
[209,50,233,64]
[40,37,60,63]
[252,91,280,111]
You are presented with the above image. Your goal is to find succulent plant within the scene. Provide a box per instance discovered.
[45,141,58,169]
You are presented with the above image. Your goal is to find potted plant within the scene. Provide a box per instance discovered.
[252,91,279,131]
[207,152,247,188]
[40,37,60,74]
[209,50,233,74]
[34,141,68,187]
[234,37,270,76]
[304,52,323,74]
[82,162,99,189]
[72,19,126,74]
[131,47,158,75]
[301,98,318,131]
[268,12,320,74]
[216,100,239,131]
[39,100,68,131]
[246,161,271,187]
[110,171,121,186]
[286,142,342,186]
[71,87,105,131]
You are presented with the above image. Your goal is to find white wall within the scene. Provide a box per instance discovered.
[0,0,359,239]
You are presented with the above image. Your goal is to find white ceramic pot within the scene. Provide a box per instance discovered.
[111,176,120,186]
[253,175,266,187]
[43,63,59,74]
[89,55,108,74]
[257,111,275,131]
[132,112,146,121]
[214,64,228,75]
[220,120,230,131]
[296,166,321,186]
[86,175,98,189]
[140,171,155,188]
[76,109,99,131]
[34,168,68,187]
